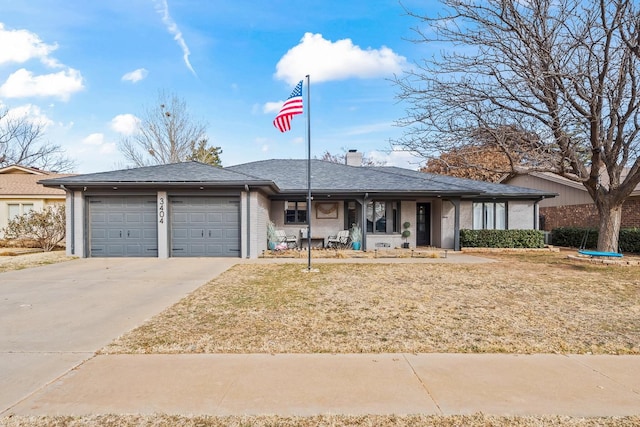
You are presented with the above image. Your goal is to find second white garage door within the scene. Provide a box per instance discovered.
[170,196,240,257]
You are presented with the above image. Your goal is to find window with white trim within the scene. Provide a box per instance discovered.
[473,202,506,230]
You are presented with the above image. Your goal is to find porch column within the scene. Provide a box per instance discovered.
[73,191,85,257]
[451,198,461,251]
[360,194,368,251]
[157,191,168,258]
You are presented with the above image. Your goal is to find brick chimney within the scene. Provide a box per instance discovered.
[345,149,363,166]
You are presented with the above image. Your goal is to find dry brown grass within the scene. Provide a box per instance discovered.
[103,251,640,355]
[3,414,640,427]
[0,249,75,273]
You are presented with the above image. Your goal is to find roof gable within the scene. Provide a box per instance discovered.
[0,165,50,175]
[0,172,72,196]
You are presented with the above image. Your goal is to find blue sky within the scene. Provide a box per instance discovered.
[0,0,433,173]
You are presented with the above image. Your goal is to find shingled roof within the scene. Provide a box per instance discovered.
[0,165,72,197]
[39,161,278,191]
[39,159,555,199]
[228,159,555,199]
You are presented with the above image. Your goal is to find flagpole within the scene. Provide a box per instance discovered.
[305,74,312,271]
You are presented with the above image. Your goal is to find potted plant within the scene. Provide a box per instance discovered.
[350,224,362,250]
[402,221,411,249]
[267,220,278,250]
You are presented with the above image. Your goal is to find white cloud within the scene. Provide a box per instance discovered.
[263,101,284,114]
[99,142,117,154]
[345,122,394,136]
[368,148,422,170]
[77,134,116,159]
[121,68,149,83]
[152,0,196,76]
[0,23,59,66]
[82,133,105,145]
[0,103,54,129]
[110,114,140,135]
[275,33,407,86]
[0,68,84,100]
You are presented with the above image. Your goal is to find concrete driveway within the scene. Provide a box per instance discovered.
[0,257,237,414]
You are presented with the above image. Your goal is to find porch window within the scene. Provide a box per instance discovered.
[285,201,307,224]
[366,201,399,233]
[473,202,506,230]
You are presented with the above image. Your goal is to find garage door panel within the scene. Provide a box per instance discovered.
[143,229,157,239]
[189,229,204,239]
[170,196,240,257]
[189,213,207,223]
[225,229,240,239]
[89,196,157,257]
[107,213,125,224]
[208,229,223,239]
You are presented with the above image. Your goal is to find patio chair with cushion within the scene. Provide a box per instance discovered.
[275,230,298,248]
[326,230,351,249]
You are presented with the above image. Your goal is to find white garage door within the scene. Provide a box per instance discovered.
[170,196,240,257]
[88,196,158,257]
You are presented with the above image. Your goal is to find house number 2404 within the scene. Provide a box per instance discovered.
[158,197,165,224]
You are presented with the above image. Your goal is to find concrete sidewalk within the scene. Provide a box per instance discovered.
[6,353,640,417]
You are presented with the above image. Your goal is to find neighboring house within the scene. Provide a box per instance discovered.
[0,165,70,236]
[504,172,640,231]
[39,153,555,258]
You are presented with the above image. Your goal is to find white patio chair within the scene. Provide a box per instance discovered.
[326,230,350,249]
[275,230,298,248]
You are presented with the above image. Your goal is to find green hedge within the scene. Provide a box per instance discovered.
[551,227,598,249]
[551,227,640,254]
[460,229,545,248]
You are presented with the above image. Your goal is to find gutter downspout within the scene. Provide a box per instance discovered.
[245,185,251,259]
[60,185,74,255]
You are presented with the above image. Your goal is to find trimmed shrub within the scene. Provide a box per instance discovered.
[460,229,545,248]
[551,226,640,254]
[618,228,640,253]
[551,227,597,249]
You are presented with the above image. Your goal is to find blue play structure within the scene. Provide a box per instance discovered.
[578,229,623,258]
[578,249,623,258]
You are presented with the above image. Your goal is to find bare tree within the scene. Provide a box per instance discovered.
[119,92,209,167]
[0,109,74,172]
[395,0,640,252]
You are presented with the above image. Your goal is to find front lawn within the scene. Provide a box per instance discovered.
[103,251,640,355]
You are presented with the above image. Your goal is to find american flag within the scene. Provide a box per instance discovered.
[273,80,304,132]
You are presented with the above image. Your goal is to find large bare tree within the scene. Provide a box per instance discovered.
[395,0,640,252]
[0,109,74,172]
[119,92,210,167]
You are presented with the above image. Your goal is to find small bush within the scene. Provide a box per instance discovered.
[1,205,66,252]
[460,229,545,248]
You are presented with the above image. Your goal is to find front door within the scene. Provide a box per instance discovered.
[416,203,431,246]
